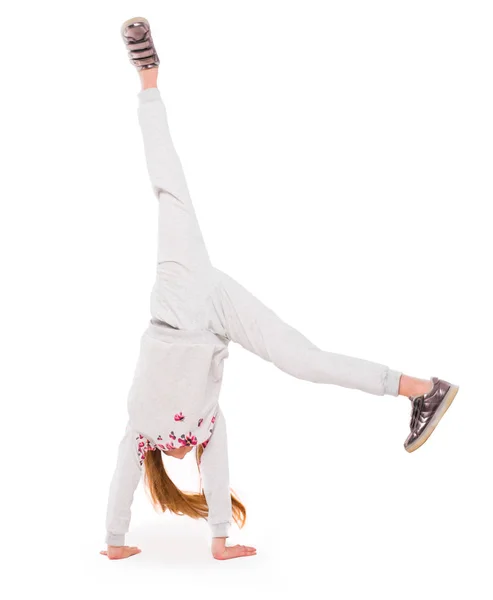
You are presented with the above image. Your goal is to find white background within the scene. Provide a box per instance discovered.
[1,1,492,598]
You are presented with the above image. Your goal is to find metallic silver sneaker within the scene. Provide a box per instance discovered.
[121,17,160,71]
[404,377,459,453]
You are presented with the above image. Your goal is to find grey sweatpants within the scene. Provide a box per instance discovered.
[137,87,402,397]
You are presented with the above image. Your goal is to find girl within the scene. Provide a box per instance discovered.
[101,17,459,562]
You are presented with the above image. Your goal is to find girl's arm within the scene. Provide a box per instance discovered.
[201,407,257,560]
[105,421,143,547]
[199,405,233,540]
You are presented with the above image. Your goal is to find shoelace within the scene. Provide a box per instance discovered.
[410,396,424,431]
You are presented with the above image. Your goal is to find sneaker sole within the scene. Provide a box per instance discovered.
[405,384,459,453]
[120,17,159,71]
[121,16,150,37]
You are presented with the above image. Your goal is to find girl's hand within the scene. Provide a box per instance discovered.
[211,537,257,560]
[100,545,142,560]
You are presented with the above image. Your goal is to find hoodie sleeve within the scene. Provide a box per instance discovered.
[105,421,143,546]
[199,405,233,538]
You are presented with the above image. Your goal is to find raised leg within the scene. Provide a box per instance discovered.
[207,267,403,396]
[137,84,217,329]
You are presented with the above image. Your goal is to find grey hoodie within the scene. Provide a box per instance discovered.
[105,318,232,546]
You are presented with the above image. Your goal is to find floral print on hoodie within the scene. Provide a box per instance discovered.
[135,410,218,466]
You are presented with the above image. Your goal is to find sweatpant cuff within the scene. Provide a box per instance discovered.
[138,87,162,103]
[384,369,402,397]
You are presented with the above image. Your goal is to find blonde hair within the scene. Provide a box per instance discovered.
[143,444,247,529]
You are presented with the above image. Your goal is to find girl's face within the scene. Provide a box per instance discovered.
[163,446,193,459]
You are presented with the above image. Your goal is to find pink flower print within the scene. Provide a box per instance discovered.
[202,439,209,449]
[178,432,198,447]
[157,435,162,441]
[157,444,165,450]
[174,412,185,422]
[211,416,216,424]
[169,431,176,440]
[198,418,203,427]
[165,442,176,450]
[136,437,156,465]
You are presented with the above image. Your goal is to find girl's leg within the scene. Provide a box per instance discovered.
[207,267,431,398]
[136,71,217,330]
